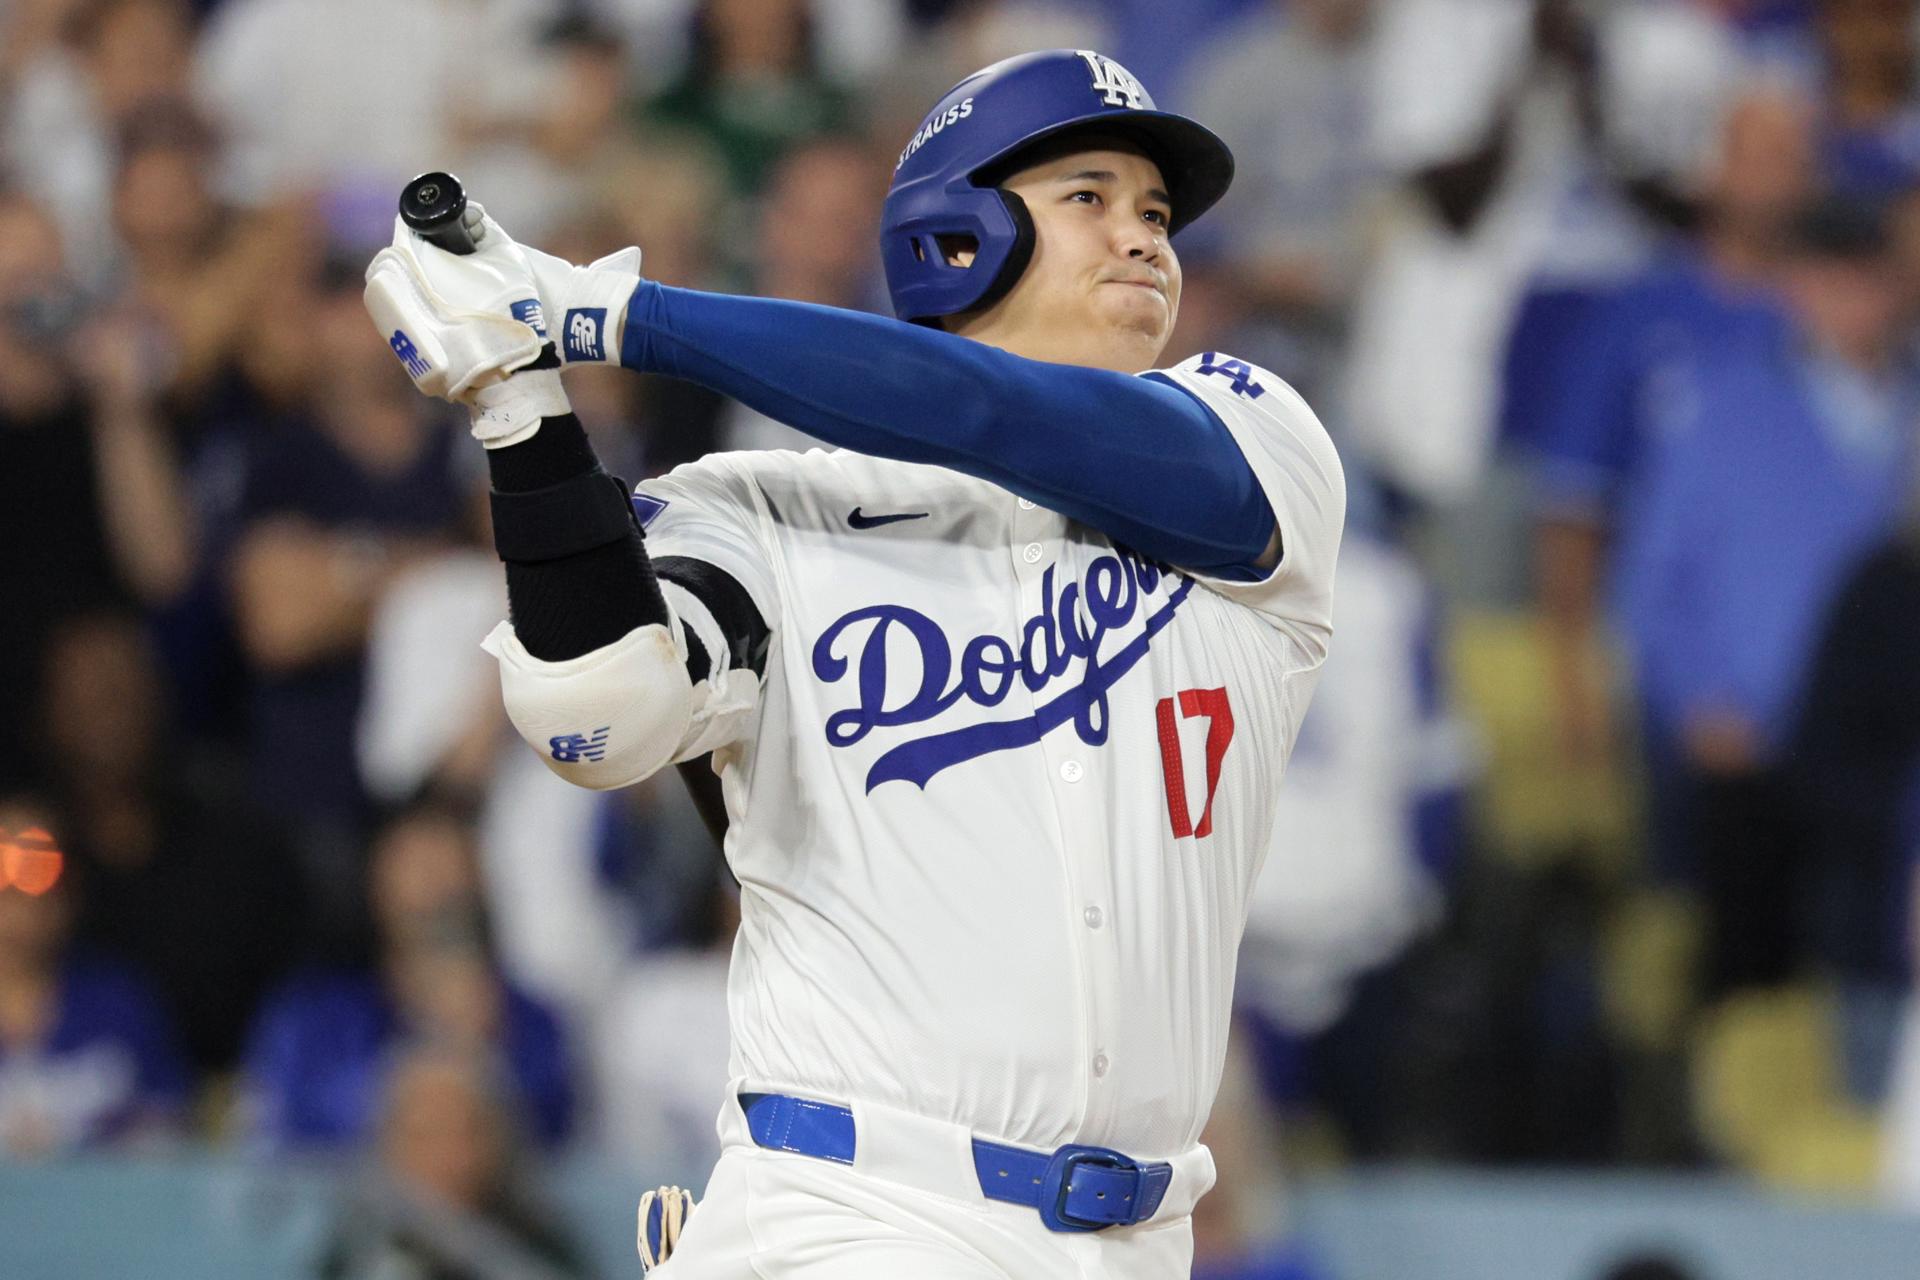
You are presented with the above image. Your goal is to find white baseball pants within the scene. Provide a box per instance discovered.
[651,1086,1214,1279]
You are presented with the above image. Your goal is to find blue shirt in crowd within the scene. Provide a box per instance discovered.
[1615,336,1914,758]
[1525,248,1787,529]
[241,970,572,1147]
[1823,102,1920,200]
[0,957,189,1151]
[213,414,468,829]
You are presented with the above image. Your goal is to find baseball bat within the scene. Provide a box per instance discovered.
[399,171,477,256]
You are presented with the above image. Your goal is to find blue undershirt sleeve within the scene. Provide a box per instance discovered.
[619,281,1276,573]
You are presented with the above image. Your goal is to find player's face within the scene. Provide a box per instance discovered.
[953,144,1181,372]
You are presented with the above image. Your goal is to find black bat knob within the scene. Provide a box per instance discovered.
[400,171,476,256]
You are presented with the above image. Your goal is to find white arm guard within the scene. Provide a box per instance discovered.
[481,620,695,791]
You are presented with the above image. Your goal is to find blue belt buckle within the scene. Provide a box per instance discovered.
[1038,1143,1138,1233]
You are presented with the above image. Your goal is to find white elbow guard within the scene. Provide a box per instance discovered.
[481,620,694,790]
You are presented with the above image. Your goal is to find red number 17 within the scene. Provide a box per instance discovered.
[1155,687,1235,839]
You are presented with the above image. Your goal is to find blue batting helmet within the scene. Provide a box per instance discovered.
[880,49,1235,324]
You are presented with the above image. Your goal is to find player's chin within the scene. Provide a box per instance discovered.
[1094,285,1172,339]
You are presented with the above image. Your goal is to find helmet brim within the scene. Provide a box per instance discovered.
[966,110,1235,236]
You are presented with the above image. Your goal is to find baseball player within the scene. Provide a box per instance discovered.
[365,49,1344,1280]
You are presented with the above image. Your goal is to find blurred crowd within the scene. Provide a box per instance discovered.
[6,0,1920,1275]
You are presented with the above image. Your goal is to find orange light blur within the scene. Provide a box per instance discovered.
[0,826,65,897]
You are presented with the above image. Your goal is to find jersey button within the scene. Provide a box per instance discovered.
[1018,498,1036,510]
[1083,905,1103,929]
[1059,760,1083,783]
[1021,542,1043,563]
[1092,1054,1109,1078]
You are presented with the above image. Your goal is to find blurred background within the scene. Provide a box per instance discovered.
[6,0,1920,1276]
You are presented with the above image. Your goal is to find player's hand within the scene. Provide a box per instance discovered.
[397,201,554,327]
[465,212,643,367]
[638,1185,695,1270]
[364,213,563,446]
[360,213,545,410]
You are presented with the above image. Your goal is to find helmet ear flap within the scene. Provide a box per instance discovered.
[968,188,1036,317]
[896,187,1035,326]
[882,49,1234,321]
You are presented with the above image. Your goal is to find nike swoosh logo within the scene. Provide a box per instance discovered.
[848,508,930,529]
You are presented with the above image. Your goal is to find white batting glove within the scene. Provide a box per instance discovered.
[469,212,643,367]
[363,209,570,448]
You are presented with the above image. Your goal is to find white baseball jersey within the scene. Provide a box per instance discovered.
[632,351,1344,1160]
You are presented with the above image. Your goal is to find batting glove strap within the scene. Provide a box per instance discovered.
[468,364,572,449]
[522,243,643,366]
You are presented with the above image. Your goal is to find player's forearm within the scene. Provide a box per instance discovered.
[482,409,715,793]
[486,408,671,662]
[619,282,1274,572]
[487,410,755,689]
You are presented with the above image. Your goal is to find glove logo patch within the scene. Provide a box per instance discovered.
[389,330,430,378]
[510,298,548,338]
[549,727,610,763]
[565,308,607,362]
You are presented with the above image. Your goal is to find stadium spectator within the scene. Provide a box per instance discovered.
[1236,524,1472,1042]
[564,133,733,295]
[525,135,737,476]
[637,0,858,197]
[430,10,655,243]
[195,0,556,214]
[1344,0,1650,514]
[315,1041,591,1280]
[356,554,511,816]
[591,0,909,89]
[589,873,737,1173]
[34,612,305,1077]
[2,0,200,285]
[1791,442,1920,1108]
[107,100,303,420]
[1615,194,1916,996]
[1178,0,1383,406]
[750,134,889,310]
[221,261,472,853]
[477,734,725,1017]
[1816,0,1920,198]
[351,531,726,1020]
[720,133,891,449]
[0,189,194,791]
[1190,1033,1330,1280]
[0,797,189,1155]
[241,801,573,1149]
[482,13,641,241]
[1527,81,1814,771]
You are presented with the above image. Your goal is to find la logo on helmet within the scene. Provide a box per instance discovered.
[1077,51,1147,110]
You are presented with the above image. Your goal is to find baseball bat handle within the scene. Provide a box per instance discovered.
[399,171,477,256]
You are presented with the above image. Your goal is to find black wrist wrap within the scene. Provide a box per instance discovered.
[489,470,638,564]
